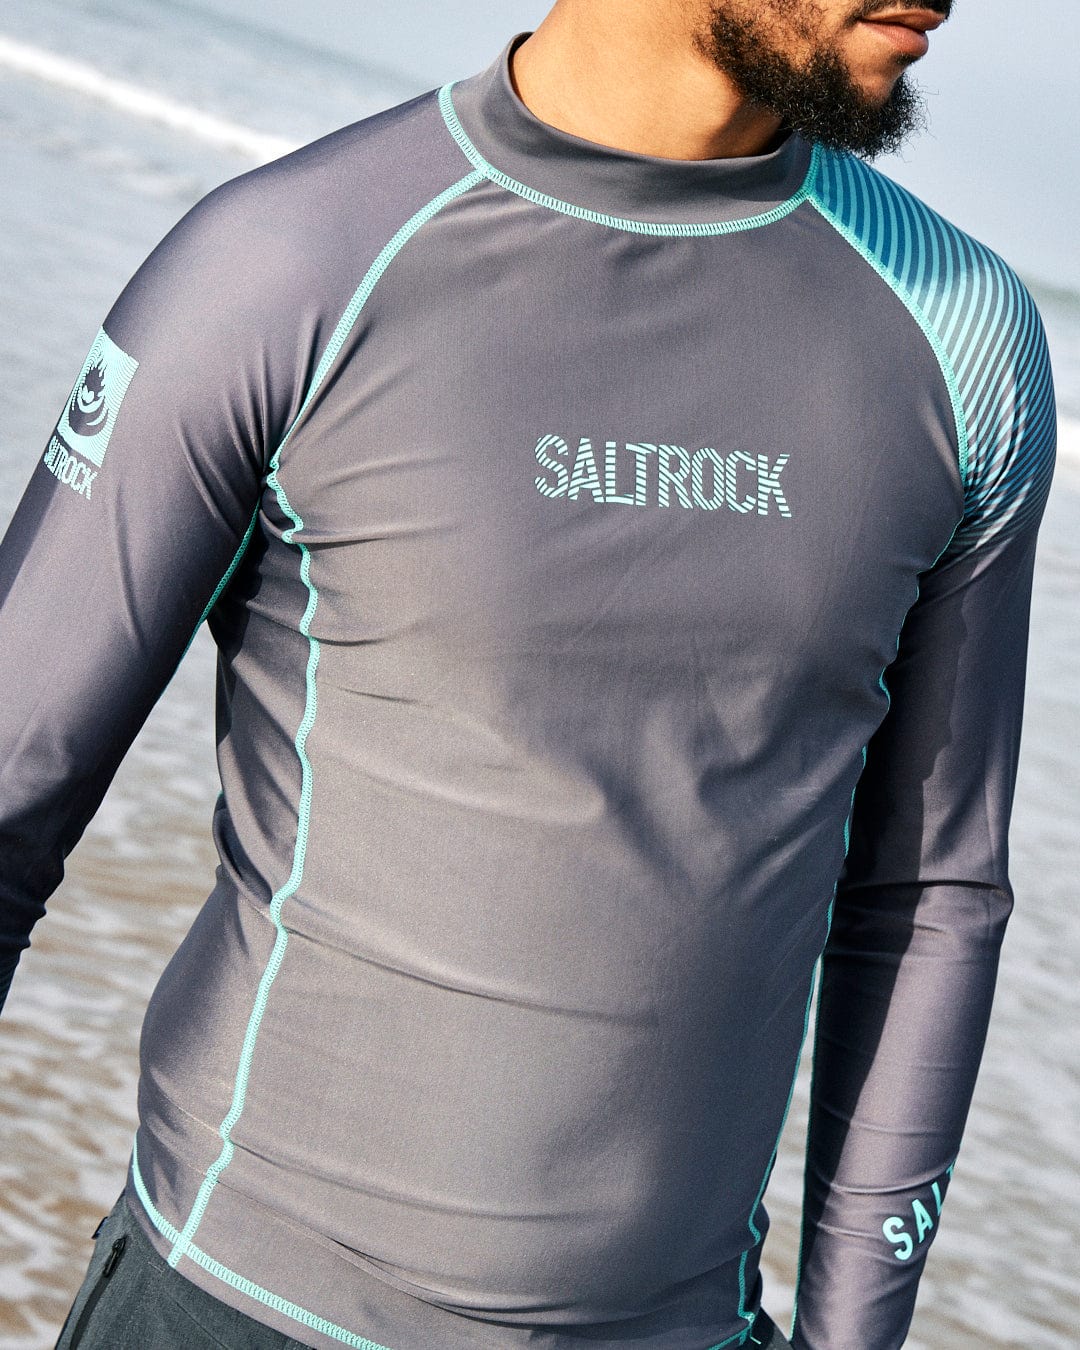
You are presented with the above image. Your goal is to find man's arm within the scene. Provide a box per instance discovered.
[791,287,1056,1348]
[0,164,321,1012]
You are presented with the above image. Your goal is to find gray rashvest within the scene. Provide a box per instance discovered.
[0,38,1055,1350]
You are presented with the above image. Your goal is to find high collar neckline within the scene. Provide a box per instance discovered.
[443,36,816,231]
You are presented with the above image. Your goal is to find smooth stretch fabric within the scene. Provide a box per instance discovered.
[57,1194,792,1350]
[0,36,1054,1350]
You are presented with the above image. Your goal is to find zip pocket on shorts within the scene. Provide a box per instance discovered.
[67,1233,128,1348]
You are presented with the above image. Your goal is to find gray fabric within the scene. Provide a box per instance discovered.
[449,33,815,224]
[1,36,1054,1350]
[58,1197,789,1350]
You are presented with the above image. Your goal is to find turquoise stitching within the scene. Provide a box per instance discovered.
[738,644,903,1341]
[167,168,484,1268]
[168,433,321,1270]
[734,943,825,1342]
[131,1141,394,1350]
[788,956,827,1335]
[286,168,483,426]
[736,672,898,1340]
[438,83,820,237]
[707,1327,752,1349]
[181,504,260,659]
[807,173,970,485]
[788,592,921,1338]
[785,793,859,1340]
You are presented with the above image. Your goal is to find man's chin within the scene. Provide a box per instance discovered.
[793,72,926,158]
[747,64,926,159]
[700,11,927,159]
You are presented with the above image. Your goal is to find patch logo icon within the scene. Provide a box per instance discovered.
[56,328,139,468]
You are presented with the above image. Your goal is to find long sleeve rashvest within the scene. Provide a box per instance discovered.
[0,39,1056,1350]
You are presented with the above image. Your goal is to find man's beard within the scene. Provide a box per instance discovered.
[698,3,930,159]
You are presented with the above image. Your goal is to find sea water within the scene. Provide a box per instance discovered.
[0,2,1078,1346]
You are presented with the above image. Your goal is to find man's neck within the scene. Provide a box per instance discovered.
[509,0,784,162]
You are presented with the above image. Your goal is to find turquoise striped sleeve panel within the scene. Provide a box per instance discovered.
[810,147,1056,557]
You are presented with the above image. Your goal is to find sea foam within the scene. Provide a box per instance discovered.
[0,34,298,164]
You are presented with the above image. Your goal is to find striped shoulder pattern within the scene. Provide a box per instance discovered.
[808,148,1056,556]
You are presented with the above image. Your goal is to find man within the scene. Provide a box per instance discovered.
[0,1,1054,1347]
